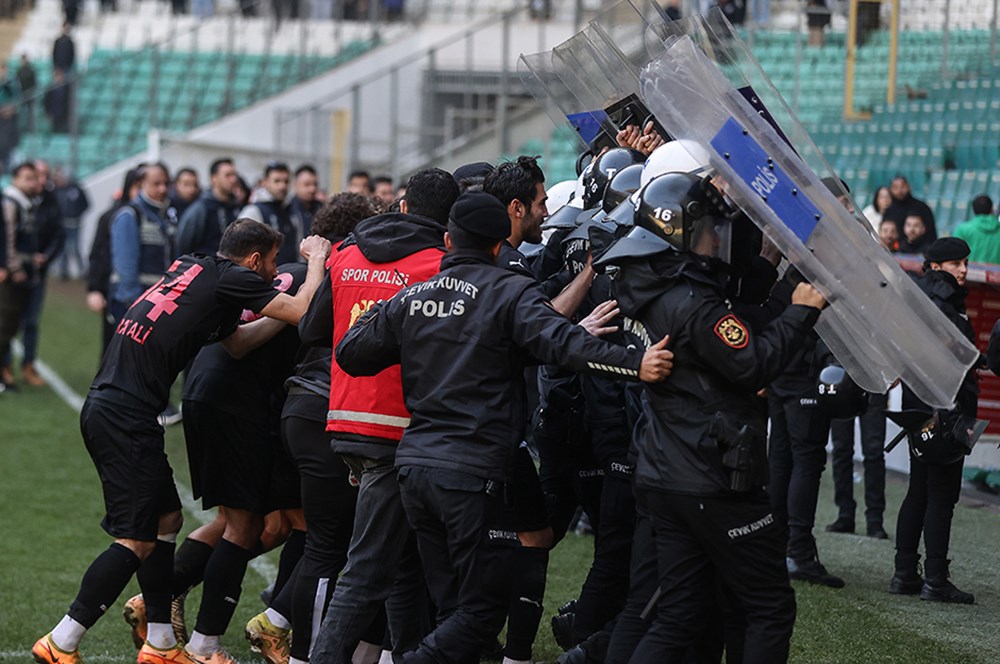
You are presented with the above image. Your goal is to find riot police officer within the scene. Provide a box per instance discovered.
[335,191,674,664]
[598,173,827,664]
[891,237,978,604]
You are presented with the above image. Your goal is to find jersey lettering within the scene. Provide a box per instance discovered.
[133,261,205,322]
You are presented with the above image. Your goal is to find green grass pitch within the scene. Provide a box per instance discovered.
[0,281,998,662]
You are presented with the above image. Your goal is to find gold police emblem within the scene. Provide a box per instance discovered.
[714,315,749,349]
[349,299,376,327]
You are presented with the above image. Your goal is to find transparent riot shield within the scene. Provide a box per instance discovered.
[519,2,979,409]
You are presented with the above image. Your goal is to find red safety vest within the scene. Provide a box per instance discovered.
[326,244,443,441]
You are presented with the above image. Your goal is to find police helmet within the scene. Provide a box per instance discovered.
[816,364,869,419]
[634,172,732,261]
[641,140,711,188]
[582,148,646,210]
[546,179,578,212]
[540,202,585,231]
[602,163,644,214]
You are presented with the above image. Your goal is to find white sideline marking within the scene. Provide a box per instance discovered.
[0,651,129,662]
[11,342,277,581]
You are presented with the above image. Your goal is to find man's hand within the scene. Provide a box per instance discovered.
[616,124,642,150]
[0,268,7,283]
[634,121,665,155]
[33,252,47,267]
[640,334,673,382]
[579,299,621,337]
[760,235,782,266]
[300,235,332,261]
[86,291,106,312]
[11,269,27,284]
[791,282,827,310]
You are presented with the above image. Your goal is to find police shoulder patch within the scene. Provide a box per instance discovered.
[714,315,749,349]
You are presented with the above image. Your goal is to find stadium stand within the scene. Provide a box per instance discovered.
[10,42,378,177]
[3,0,395,179]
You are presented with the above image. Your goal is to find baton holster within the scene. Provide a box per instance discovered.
[711,414,768,492]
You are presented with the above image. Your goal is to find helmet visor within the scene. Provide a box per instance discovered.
[688,215,732,264]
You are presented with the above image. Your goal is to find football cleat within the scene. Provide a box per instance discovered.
[137,642,200,664]
[32,634,83,664]
[183,648,239,664]
[245,612,290,664]
[124,594,148,649]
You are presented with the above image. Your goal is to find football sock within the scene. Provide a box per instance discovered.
[504,546,549,662]
[378,650,394,664]
[147,623,176,650]
[172,537,214,598]
[186,632,221,656]
[288,658,309,664]
[193,539,253,636]
[265,608,291,631]
[50,616,87,652]
[273,529,306,597]
[67,543,142,631]
[138,538,176,624]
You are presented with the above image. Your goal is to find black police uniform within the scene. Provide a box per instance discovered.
[764,274,839,571]
[336,249,648,664]
[565,271,638,644]
[895,266,978,597]
[610,250,819,664]
[85,254,281,541]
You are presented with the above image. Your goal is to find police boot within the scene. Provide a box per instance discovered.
[921,559,975,604]
[889,552,923,595]
[551,609,576,651]
[787,556,845,589]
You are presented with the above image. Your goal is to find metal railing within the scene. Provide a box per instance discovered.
[272,6,561,186]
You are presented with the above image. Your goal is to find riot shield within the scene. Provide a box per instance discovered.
[518,2,979,409]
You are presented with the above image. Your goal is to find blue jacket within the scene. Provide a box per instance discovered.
[109,192,175,306]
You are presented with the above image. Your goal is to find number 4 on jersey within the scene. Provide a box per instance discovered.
[133,261,204,322]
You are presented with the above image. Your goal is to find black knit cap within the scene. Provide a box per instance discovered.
[453,162,495,182]
[449,191,511,241]
[926,237,970,263]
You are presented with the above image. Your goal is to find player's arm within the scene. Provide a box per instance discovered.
[549,262,595,317]
[298,268,334,348]
[258,235,331,324]
[221,317,287,359]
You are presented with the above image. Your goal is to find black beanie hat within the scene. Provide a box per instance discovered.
[449,191,511,241]
[453,162,495,183]
[926,237,970,263]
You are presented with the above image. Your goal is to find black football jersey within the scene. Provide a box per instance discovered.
[183,262,308,426]
[92,254,280,412]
